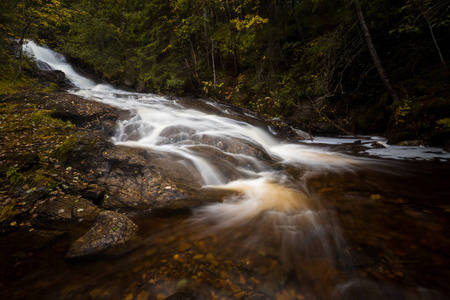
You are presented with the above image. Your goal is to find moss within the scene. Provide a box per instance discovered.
[0,203,20,224]
[30,110,73,128]
[42,83,59,93]
[51,134,80,162]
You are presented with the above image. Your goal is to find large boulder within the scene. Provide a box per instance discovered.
[36,195,102,222]
[34,69,74,90]
[98,147,191,209]
[66,210,138,258]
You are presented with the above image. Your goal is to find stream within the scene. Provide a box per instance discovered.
[2,41,449,300]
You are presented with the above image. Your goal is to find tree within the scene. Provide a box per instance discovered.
[353,0,400,105]
[395,0,448,66]
[5,0,75,80]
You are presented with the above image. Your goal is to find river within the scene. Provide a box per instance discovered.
[3,41,449,300]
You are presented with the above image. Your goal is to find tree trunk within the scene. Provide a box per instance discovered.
[212,38,216,90]
[415,0,447,66]
[14,14,36,82]
[292,0,305,42]
[353,0,400,105]
[425,15,446,66]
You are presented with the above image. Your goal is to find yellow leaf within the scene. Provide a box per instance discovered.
[370,194,381,200]
[239,274,246,285]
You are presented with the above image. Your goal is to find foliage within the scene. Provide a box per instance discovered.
[0,0,448,136]
[436,118,450,128]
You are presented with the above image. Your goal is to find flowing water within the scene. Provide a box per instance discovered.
[2,41,449,299]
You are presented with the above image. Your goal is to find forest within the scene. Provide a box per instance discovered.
[1,0,449,144]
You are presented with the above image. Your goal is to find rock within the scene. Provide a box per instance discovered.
[124,78,136,87]
[397,140,421,146]
[52,130,198,211]
[158,125,196,144]
[52,132,111,165]
[46,93,120,130]
[192,134,271,160]
[136,82,147,92]
[164,290,196,300]
[99,147,190,209]
[66,210,138,258]
[36,195,102,222]
[293,128,310,140]
[386,132,416,145]
[444,140,450,152]
[79,184,106,203]
[34,70,74,90]
[371,141,386,149]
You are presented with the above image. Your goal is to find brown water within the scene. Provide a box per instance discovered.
[1,159,449,300]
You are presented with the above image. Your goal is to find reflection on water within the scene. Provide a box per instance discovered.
[2,41,448,299]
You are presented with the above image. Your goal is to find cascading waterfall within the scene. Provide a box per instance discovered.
[23,41,445,299]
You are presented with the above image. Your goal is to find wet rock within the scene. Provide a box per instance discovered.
[22,186,50,203]
[52,131,113,169]
[34,70,74,90]
[386,132,416,145]
[136,82,146,92]
[52,130,197,211]
[99,147,190,210]
[371,141,386,149]
[397,140,421,146]
[36,195,101,222]
[66,210,138,258]
[164,290,196,300]
[77,183,106,202]
[293,128,310,140]
[124,78,136,87]
[158,125,196,144]
[45,93,120,130]
[192,134,271,160]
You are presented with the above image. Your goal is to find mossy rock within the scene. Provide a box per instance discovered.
[386,132,417,145]
[51,132,111,166]
[35,195,101,222]
[66,210,138,258]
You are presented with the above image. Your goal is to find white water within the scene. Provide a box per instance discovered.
[302,136,450,161]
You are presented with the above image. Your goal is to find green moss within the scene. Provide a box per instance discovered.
[0,203,19,224]
[4,165,23,189]
[30,110,71,128]
[42,83,59,93]
[51,134,79,162]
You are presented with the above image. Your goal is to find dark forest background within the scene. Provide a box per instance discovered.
[1,0,449,144]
